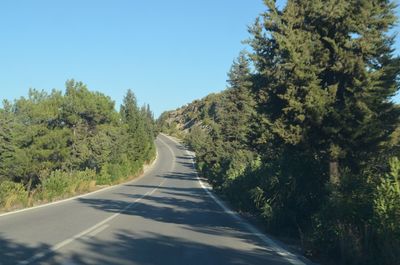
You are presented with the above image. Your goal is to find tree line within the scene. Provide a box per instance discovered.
[159,1,400,264]
[0,80,156,210]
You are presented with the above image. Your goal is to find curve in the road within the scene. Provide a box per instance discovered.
[0,134,310,265]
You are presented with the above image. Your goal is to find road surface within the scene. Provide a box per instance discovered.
[0,134,307,265]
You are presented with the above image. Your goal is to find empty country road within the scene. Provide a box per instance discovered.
[0,134,307,265]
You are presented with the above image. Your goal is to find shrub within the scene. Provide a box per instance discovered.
[96,164,113,185]
[372,157,400,265]
[0,181,28,210]
[38,169,96,201]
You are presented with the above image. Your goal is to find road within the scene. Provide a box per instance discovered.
[0,134,307,265]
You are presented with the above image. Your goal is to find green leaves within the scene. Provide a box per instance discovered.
[246,1,400,263]
[120,89,156,164]
[374,157,400,232]
[0,81,156,210]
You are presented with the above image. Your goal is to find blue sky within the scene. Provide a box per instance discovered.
[0,0,399,117]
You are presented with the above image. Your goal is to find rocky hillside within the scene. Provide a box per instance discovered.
[157,92,225,136]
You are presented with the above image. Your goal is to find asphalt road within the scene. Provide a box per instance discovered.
[0,134,307,265]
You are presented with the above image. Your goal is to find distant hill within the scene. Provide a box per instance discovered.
[157,92,225,137]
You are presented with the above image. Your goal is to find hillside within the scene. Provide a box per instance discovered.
[157,92,224,136]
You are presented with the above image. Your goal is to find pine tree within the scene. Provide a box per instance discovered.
[250,0,400,183]
[216,52,256,148]
[0,102,15,182]
[248,0,400,261]
[120,89,147,163]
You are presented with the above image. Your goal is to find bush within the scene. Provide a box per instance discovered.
[306,158,400,265]
[96,164,113,185]
[37,169,96,201]
[372,157,400,265]
[96,160,142,186]
[374,157,400,233]
[0,181,29,210]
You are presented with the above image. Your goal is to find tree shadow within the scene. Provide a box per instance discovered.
[155,171,198,181]
[65,230,288,265]
[70,151,304,265]
[0,234,57,265]
[77,180,277,253]
[176,160,196,170]
[175,156,193,160]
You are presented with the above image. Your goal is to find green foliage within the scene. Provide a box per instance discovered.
[0,81,156,212]
[246,0,400,263]
[0,181,28,209]
[250,0,400,173]
[374,157,400,234]
[371,157,400,265]
[121,89,156,164]
[184,126,208,152]
[37,169,97,201]
[0,105,15,182]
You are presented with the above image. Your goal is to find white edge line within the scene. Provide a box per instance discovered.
[163,134,307,265]
[18,179,166,265]
[0,146,159,218]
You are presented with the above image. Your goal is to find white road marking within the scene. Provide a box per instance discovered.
[85,224,110,238]
[164,134,308,265]
[17,140,170,265]
[18,179,166,265]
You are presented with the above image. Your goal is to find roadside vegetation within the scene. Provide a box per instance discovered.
[0,80,156,211]
[158,1,400,264]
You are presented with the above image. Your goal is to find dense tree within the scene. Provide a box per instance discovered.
[0,81,156,209]
[120,89,153,164]
[250,0,400,181]
[0,102,15,182]
[247,1,400,261]
[216,52,256,147]
[250,1,399,263]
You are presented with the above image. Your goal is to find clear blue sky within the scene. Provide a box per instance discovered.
[0,0,399,117]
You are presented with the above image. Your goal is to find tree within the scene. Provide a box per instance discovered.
[250,0,400,182]
[0,101,15,182]
[216,52,256,148]
[120,89,155,163]
[0,81,156,210]
[61,80,119,171]
[248,0,400,262]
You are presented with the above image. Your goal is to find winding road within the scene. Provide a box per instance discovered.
[0,134,308,265]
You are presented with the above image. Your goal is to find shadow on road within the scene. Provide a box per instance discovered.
[77,171,230,229]
[0,144,293,265]
[155,171,198,181]
[65,230,287,265]
[0,234,57,265]
[72,168,292,265]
